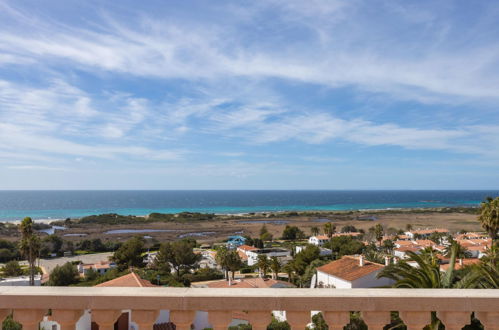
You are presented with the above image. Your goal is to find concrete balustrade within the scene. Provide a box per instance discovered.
[0,287,497,330]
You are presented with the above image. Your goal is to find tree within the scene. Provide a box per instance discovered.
[326,236,363,258]
[112,237,145,271]
[2,260,23,277]
[19,217,41,286]
[160,240,201,280]
[374,223,384,246]
[282,262,294,283]
[341,225,358,233]
[444,239,471,259]
[226,250,244,280]
[377,243,459,288]
[215,246,230,279]
[42,234,63,257]
[257,255,270,277]
[323,222,335,238]
[382,239,395,254]
[49,262,79,286]
[281,225,305,240]
[260,224,269,238]
[153,244,173,275]
[405,223,413,232]
[290,245,321,287]
[310,226,319,236]
[270,256,281,279]
[2,315,22,330]
[478,197,499,242]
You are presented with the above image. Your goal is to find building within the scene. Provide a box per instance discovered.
[404,228,449,240]
[40,272,173,330]
[308,235,329,246]
[77,261,117,277]
[295,245,332,257]
[226,235,246,249]
[0,275,42,286]
[315,255,393,288]
[245,248,291,266]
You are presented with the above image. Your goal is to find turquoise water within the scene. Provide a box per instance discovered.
[0,190,495,221]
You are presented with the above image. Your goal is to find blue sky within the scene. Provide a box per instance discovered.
[0,0,498,189]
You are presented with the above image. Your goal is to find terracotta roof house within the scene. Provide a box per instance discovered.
[440,258,481,271]
[95,272,157,287]
[41,272,173,330]
[315,256,393,288]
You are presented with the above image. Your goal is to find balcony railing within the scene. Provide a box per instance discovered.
[0,287,498,330]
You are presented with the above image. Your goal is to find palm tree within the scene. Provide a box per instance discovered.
[270,256,281,279]
[457,245,499,288]
[374,223,384,246]
[257,255,270,278]
[377,243,458,288]
[382,239,395,254]
[323,222,335,238]
[215,247,230,280]
[443,239,471,259]
[226,250,244,280]
[19,217,41,286]
[310,226,319,236]
[282,262,294,283]
[478,197,499,242]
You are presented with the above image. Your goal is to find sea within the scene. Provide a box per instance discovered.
[0,190,497,222]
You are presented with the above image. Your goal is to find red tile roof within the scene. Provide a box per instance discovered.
[95,272,157,287]
[237,245,258,251]
[316,256,384,281]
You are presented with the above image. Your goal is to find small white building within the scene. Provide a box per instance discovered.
[315,255,393,288]
[77,261,116,277]
[0,275,42,286]
[295,245,332,257]
[245,248,291,266]
[308,235,329,246]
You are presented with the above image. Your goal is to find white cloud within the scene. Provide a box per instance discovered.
[0,1,498,103]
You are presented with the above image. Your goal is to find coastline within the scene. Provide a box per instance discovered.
[0,203,480,223]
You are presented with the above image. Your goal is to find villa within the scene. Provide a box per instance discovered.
[315,255,393,288]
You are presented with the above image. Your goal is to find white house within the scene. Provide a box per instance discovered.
[308,235,329,246]
[315,255,393,288]
[0,275,41,286]
[245,248,291,266]
[77,261,117,277]
[295,245,332,257]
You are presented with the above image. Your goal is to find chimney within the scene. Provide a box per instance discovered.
[385,256,390,266]
[393,257,399,264]
[359,255,364,267]
[459,258,463,266]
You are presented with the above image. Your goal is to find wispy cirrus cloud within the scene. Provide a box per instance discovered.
[1,1,499,103]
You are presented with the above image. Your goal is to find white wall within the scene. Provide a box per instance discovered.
[316,271,352,288]
[316,269,393,288]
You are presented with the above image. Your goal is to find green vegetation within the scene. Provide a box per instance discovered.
[2,314,22,330]
[19,217,41,286]
[478,196,498,242]
[324,236,364,258]
[156,240,201,280]
[111,236,145,271]
[1,261,23,277]
[281,225,305,240]
[215,246,244,280]
[49,262,80,286]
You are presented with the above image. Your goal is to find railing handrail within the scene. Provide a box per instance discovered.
[0,287,497,312]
